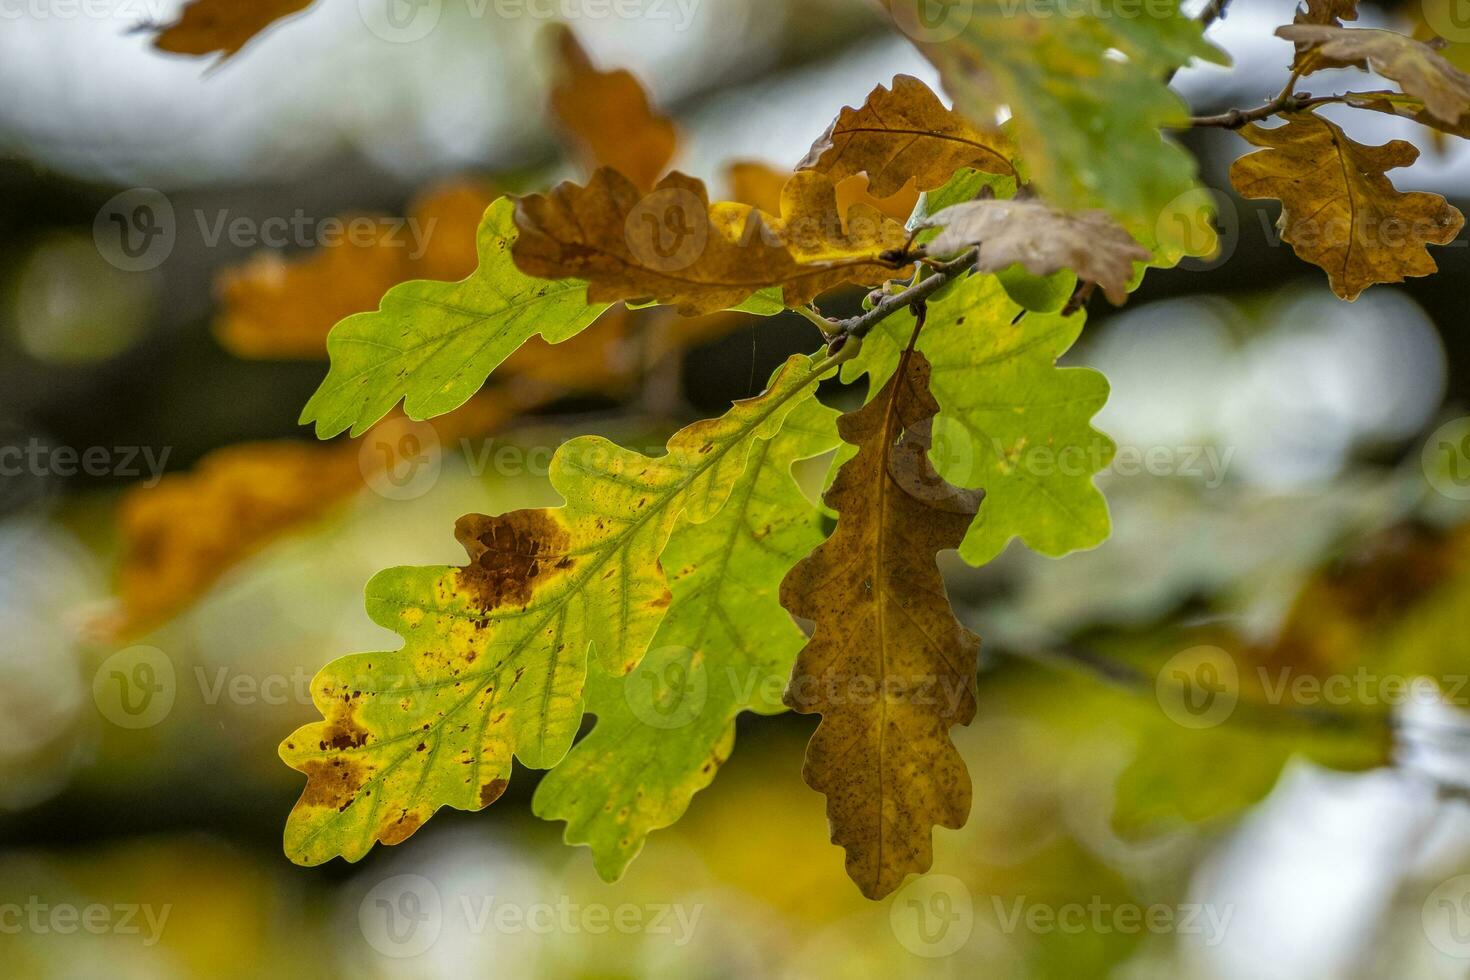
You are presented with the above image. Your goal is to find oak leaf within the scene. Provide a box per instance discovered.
[916,199,1149,305]
[511,169,909,316]
[725,161,920,226]
[280,355,831,864]
[1278,25,1470,124]
[549,25,677,191]
[797,74,1014,197]
[147,0,315,59]
[1229,112,1464,300]
[781,345,981,899]
[533,386,840,880]
[301,197,609,438]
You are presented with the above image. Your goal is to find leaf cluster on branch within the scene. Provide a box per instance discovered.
[122,0,1470,899]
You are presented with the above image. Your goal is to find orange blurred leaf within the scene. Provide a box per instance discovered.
[549,25,677,191]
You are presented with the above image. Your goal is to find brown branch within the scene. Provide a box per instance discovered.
[1186,92,1342,129]
[819,248,978,355]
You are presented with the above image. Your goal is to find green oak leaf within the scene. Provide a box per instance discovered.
[279,354,831,864]
[301,197,610,438]
[843,273,1112,565]
[893,0,1227,262]
[532,389,840,880]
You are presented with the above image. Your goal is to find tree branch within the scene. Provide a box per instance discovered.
[1186,92,1342,129]
[819,248,978,355]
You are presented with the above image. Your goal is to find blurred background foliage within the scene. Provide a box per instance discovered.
[6,0,1470,976]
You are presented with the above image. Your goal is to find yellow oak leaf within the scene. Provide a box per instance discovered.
[780,344,981,899]
[511,168,909,316]
[798,74,1015,196]
[725,161,921,226]
[549,25,677,191]
[1229,112,1463,300]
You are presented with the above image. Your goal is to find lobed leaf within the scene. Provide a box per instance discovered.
[280,355,832,864]
[887,0,1227,261]
[511,169,910,316]
[549,25,678,190]
[300,198,610,438]
[797,74,1015,197]
[532,388,841,880]
[781,346,981,899]
[1229,112,1464,300]
[916,198,1149,305]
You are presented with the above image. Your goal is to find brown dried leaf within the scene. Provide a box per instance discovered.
[916,199,1148,304]
[1287,0,1360,73]
[1279,25,1470,123]
[779,346,981,900]
[216,179,497,359]
[549,25,677,191]
[798,74,1014,197]
[148,0,315,59]
[1229,112,1463,300]
[511,168,910,316]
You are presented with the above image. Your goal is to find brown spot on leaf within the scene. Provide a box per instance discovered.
[454,510,575,611]
[298,757,368,812]
[478,778,509,809]
[378,811,423,845]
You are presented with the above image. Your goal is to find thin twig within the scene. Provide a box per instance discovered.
[820,248,978,355]
[1186,92,1343,129]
